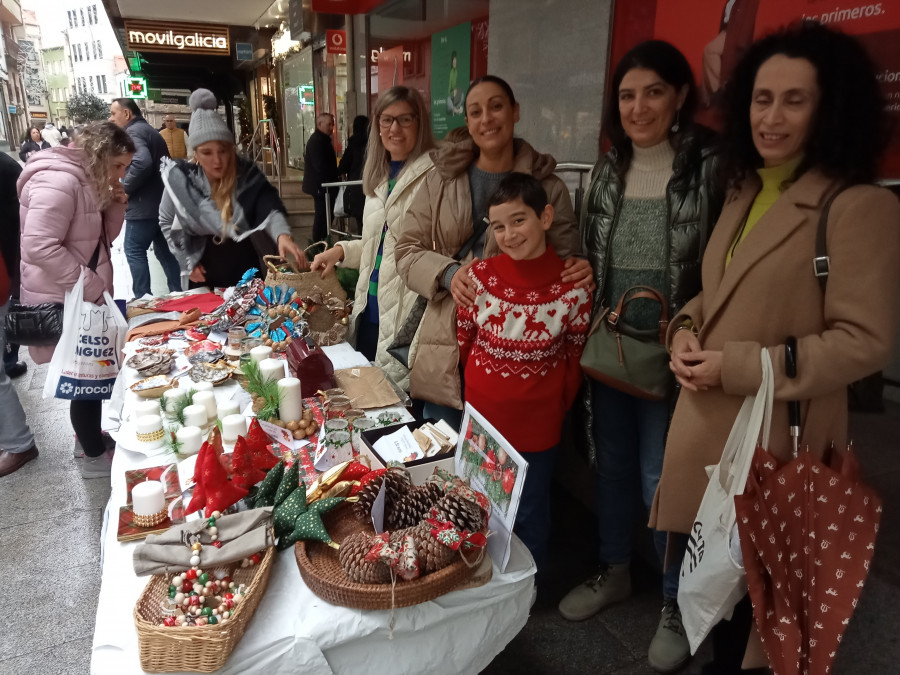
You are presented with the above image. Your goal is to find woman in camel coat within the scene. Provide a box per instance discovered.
[652,23,900,673]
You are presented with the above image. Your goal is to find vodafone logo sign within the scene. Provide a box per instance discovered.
[327,30,347,54]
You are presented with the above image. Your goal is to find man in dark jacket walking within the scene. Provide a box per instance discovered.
[0,152,26,378]
[302,113,338,242]
[110,98,182,297]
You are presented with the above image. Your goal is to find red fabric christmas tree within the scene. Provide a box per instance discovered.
[186,438,248,516]
[231,436,267,489]
[245,419,280,471]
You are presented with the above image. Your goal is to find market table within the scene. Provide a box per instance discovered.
[90,338,536,675]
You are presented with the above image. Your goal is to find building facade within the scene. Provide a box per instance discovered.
[42,45,72,125]
[15,9,50,126]
[1,0,26,150]
[63,2,124,101]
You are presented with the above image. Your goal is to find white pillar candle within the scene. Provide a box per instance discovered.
[164,389,188,415]
[182,404,208,429]
[222,414,247,443]
[135,415,165,449]
[132,480,166,516]
[134,400,161,418]
[259,358,284,384]
[190,381,214,393]
[277,377,303,422]
[218,399,241,417]
[192,391,217,422]
[250,345,273,364]
[175,426,203,456]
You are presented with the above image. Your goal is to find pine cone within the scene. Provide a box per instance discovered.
[402,522,457,574]
[434,492,485,533]
[383,466,412,500]
[339,530,393,584]
[385,482,443,530]
[352,478,383,521]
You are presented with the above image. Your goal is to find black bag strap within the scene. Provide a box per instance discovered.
[814,184,846,290]
[453,219,489,262]
[86,228,108,272]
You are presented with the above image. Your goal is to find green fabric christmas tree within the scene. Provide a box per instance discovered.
[273,481,308,540]
[253,460,285,508]
[280,506,339,550]
[274,460,301,506]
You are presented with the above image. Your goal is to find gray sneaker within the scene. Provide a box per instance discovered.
[80,449,113,479]
[648,599,690,673]
[558,563,631,621]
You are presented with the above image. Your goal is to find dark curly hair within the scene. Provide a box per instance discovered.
[720,21,887,186]
[603,40,699,173]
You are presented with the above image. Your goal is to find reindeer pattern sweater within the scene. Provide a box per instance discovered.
[457,246,592,453]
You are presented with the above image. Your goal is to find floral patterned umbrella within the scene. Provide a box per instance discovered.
[735,445,881,675]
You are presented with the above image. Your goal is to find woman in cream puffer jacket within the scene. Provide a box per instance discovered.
[312,86,436,390]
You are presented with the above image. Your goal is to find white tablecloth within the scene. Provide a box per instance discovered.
[90,341,536,674]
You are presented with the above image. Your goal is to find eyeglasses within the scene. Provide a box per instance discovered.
[379,113,417,129]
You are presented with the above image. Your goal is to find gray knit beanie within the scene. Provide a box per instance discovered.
[188,89,234,148]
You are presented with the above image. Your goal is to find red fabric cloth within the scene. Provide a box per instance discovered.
[155,293,224,314]
[457,246,592,453]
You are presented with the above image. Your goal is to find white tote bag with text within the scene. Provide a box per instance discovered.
[678,348,774,653]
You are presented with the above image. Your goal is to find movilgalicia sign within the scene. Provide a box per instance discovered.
[124,20,230,56]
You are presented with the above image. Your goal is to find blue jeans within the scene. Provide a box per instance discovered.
[0,302,35,453]
[124,218,183,297]
[515,444,559,575]
[592,381,679,599]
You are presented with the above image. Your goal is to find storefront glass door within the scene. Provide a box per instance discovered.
[282,49,316,170]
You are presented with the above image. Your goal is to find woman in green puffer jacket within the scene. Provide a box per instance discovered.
[558,40,724,675]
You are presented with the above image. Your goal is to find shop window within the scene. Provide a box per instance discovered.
[101,75,107,94]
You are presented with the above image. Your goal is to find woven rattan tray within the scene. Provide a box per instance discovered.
[133,545,275,673]
[295,505,482,609]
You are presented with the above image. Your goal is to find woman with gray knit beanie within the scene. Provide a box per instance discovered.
[159,88,306,288]
[558,41,724,673]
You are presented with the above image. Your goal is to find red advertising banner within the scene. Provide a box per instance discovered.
[326,29,347,54]
[609,0,900,180]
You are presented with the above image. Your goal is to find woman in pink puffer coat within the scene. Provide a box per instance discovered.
[18,121,135,478]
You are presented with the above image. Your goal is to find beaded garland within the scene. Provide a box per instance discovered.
[158,510,263,628]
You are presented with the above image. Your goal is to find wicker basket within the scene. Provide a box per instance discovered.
[134,545,275,673]
[295,505,483,610]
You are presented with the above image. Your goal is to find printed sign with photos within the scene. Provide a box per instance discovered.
[455,403,528,572]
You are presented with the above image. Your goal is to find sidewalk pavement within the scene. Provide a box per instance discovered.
[2,239,899,675]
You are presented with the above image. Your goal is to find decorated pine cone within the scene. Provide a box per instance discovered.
[401,521,457,574]
[433,491,485,533]
[385,482,443,530]
[339,530,393,584]
[353,467,412,522]
[340,522,458,583]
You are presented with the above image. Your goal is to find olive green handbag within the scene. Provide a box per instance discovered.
[579,285,672,400]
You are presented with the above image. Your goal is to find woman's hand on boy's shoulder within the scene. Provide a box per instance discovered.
[560,257,594,292]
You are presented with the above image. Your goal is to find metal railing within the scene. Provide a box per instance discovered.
[248,118,281,195]
[554,162,595,221]
[322,179,364,240]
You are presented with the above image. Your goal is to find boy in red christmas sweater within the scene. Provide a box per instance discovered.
[457,173,592,572]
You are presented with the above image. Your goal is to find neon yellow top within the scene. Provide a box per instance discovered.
[726,156,803,265]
